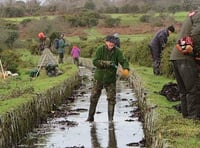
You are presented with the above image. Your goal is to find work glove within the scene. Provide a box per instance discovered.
[98,60,112,68]
[176,44,193,55]
[119,68,130,78]
[183,45,193,54]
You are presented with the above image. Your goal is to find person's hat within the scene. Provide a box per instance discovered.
[38,32,45,39]
[113,33,119,38]
[167,25,175,33]
[106,35,116,44]
[60,33,64,38]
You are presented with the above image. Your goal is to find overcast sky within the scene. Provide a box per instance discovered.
[16,0,46,5]
[19,0,45,2]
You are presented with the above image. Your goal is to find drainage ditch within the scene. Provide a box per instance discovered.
[17,66,145,148]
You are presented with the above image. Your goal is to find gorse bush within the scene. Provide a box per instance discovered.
[20,18,32,27]
[0,49,22,73]
[122,35,177,78]
[104,17,121,27]
[5,31,19,49]
[140,14,152,23]
[161,35,177,78]
[123,37,152,67]
[67,10,100,27]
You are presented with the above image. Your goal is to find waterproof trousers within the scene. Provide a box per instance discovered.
[172,59,200,119]
[86,80,116,122]
[73,57,79,66]
[149,45,162,75]
[58,53,64,64]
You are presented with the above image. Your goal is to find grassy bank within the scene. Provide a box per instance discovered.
[0,50,78,114]
[132,64,200,147]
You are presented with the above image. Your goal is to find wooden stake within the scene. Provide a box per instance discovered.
[0,59,5,79]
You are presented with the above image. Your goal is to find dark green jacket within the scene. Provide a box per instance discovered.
[93,44,129,84]
[58,38,67,54]
[170,15,193,61]
[170,9,200,61]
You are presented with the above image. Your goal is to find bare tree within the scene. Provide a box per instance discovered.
[26,0,41,15]
[4,0,15,6]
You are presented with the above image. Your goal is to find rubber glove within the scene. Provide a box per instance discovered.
[120,69,129,77]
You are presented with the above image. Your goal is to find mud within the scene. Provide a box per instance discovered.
[17,66,145,148]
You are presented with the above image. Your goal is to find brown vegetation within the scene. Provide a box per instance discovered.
[66,23,182,37]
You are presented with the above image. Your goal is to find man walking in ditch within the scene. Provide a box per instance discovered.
[170,9,200,120]
[149,25,175,75]
[86,35,129,122]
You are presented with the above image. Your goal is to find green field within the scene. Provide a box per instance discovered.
[108,11,188,25]
[173,11,188,22]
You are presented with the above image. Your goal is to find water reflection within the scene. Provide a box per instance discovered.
[90,122,117,148]
[91,123,101,148]
[107,122,117,148]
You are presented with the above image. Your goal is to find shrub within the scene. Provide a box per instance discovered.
[20,18,32,27]
[161,35,177,78]
[5,31,19,49]
[0,49,22,73]
[1,6,25,17]
[104,17,121,27]
[122,35,177,78]
[67,10,100,27]
[139,14,152,23]
[123,37,152,67]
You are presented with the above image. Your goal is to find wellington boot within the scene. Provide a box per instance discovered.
[108,104,115,121]
[86,102,97,122]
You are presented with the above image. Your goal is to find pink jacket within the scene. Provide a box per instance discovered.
[71,46,80,58]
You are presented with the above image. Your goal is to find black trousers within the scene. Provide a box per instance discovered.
[149,45,162,75]
[58,53,64,63]
[172,59,200,119]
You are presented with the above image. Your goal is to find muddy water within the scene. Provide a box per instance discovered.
[17,66,145,148]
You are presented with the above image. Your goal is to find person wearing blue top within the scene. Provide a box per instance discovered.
[57,33,67,64]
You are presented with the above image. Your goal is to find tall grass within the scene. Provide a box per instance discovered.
[133,64,200,147]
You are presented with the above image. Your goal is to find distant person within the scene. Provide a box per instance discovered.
[44,37,51,49]
[113,33,120,48]
[71,45,81,66]
[170,9,200,120]
[38,32,46,51]
[86,35,129,122]
[149,25,175,75]
[38,32,46,42]
[57,33,68,64]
